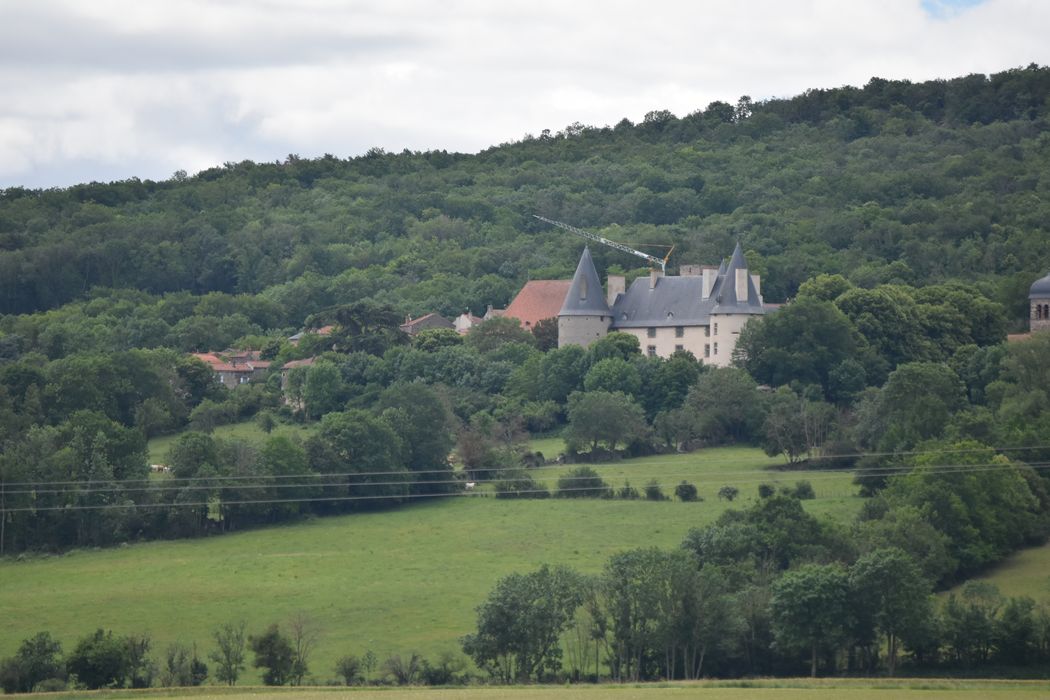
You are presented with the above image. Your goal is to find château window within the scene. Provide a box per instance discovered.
[714,322,719,335]
[675,326,684,338]
[675,344,684,352]
[647,327,656,338]
[705,326,710,337]
[714,342,718,355]
[647,345,657,357]
[704,344,710,358]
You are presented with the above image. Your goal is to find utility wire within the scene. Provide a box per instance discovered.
[3,459,1047,497]
[2,462,1045,512]
[5,443,1050,488]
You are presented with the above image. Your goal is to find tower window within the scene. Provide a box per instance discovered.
[705,326,710,337]
[714,342,718,355]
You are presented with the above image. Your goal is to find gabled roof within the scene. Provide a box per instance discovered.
[399,312,454,334]
[503,280,572,327]
[560,247,610,317]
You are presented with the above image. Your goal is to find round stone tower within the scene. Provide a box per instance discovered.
[558,246,611,348]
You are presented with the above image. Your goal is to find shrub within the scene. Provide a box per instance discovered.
[618,481,640,500]
[675,481,700,502]
[793,480,815,500]
[717,485,739,501]
[334,655,363,686]
[557,466,610,498]
[494,471,549,499]
[644,479,667,501]
[758,483,775,499]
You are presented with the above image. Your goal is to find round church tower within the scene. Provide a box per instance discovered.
[1031,272,1050,332]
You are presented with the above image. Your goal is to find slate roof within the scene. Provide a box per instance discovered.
[606,242,765,328]
[709,242,765,314]
[503,280,573,327]
[560,247,611,317]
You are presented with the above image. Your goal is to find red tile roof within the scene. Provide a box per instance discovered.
[281,357,317,370]
[502,280,572,329]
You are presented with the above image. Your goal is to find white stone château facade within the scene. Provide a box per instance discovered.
[558,243,769,366]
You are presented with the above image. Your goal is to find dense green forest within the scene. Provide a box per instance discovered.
[3,66,1050,686]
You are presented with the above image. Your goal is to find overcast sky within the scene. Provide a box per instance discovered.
[1,0,1048,188]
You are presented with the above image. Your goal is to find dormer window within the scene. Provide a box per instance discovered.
[580,278,588,301]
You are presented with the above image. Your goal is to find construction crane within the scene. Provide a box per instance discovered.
[533,215,674,274]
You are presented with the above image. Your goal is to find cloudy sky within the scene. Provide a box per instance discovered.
[1,0,1048,188]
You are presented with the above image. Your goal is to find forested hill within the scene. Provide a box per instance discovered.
[2,65,1050,327]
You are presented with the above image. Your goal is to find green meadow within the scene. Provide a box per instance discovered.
[947,540,1050,600]
[30,679,1050,700]
[147,422,319,465]
[1,446,860,683]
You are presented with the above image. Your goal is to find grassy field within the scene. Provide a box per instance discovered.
[148,422,318,464]
[31,679,1050,700]
[1,446,861,683]
[947,540,1050,600]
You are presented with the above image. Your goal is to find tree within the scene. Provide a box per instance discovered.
[849,548,932,675]
[556,466,610,498]
[675,481,699,502]
[734,298,860,397]
[210,622,246,686]
[717,485,739,502]
[287,612,318,686]
[0,632,64,693]
[462,564,586,683]
[682,368,767,444]
[761,389,835,463]
[66,629,128,689]
[250,625,294,686]
[334,655,363,686]
[565,390,647,452]
[302,360,344,419]
[160,643,208,687]
[770,564,850,677]
[583,357,642,397]
[531,317,559,352]
[465,317,535,354]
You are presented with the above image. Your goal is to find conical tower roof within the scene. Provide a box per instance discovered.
[560,246,611,316]
[713,241,763,312]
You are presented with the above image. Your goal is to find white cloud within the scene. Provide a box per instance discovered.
[1,0,1048,187]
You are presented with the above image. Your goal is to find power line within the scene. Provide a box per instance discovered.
[4,459,1047,497]
[2,462,1044,512]
[5,442,1049,489]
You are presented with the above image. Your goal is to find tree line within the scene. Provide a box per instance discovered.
[463,484,1050,682]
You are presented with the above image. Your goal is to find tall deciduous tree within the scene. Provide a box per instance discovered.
[462,565,586,683]
[770,563,850,677]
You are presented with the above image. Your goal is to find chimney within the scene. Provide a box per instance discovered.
[650,269,663,289]
[735,268,748,301]
[607,275,625,306]
[702,266,716,299]
[750,273,761,301]
[679,264,701,277]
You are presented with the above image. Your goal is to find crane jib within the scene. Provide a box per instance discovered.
[532,215,669,274]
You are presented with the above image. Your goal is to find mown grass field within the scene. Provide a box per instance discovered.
[1,445,860,684]
[32,679,1050,700]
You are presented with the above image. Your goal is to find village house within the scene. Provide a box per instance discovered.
[190,350,271,389]
[558,243,772,365]
[490,280,573,331]
[399,313,454,336]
